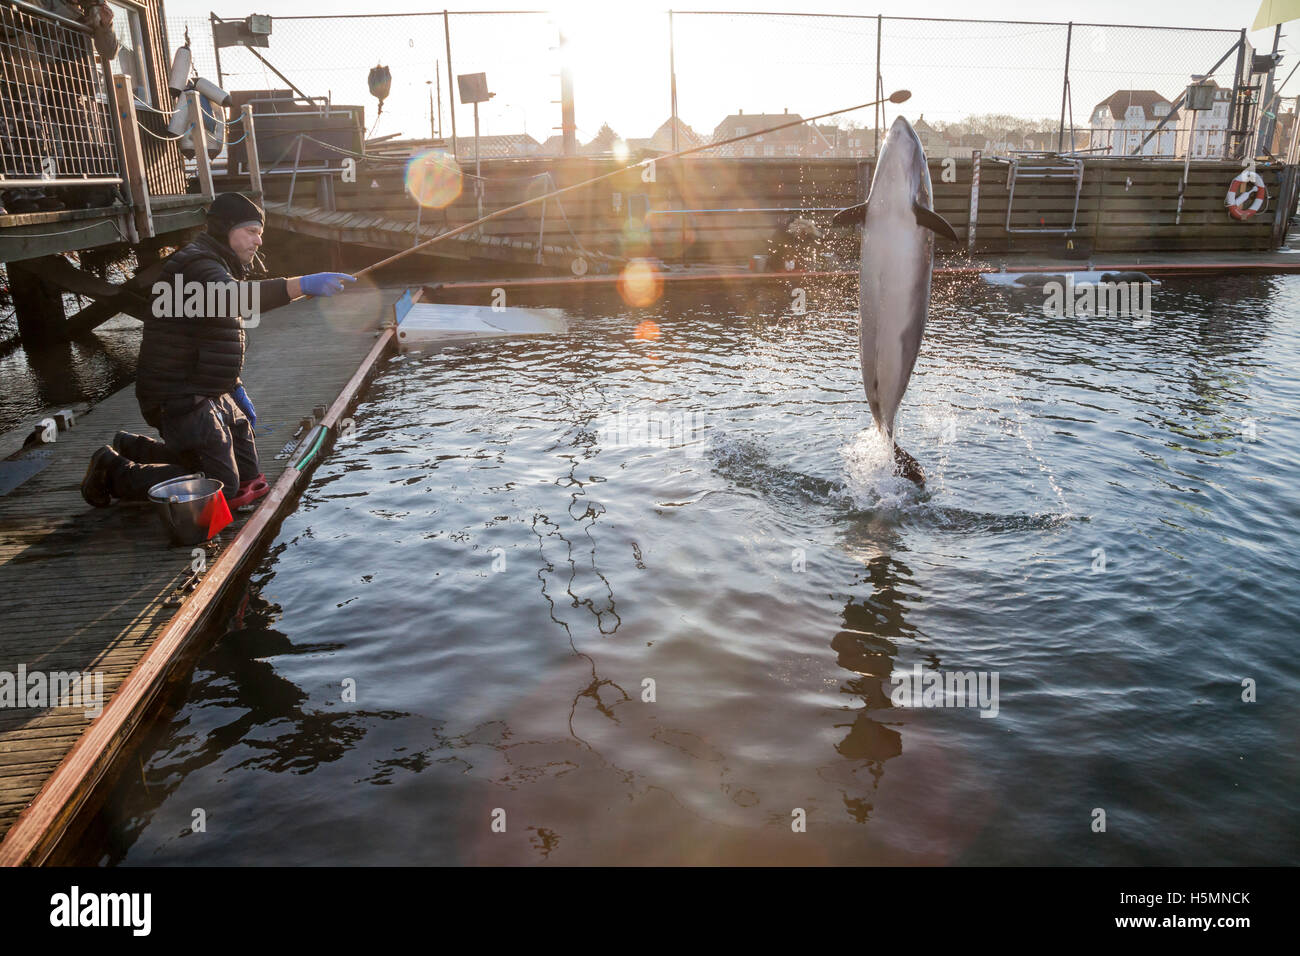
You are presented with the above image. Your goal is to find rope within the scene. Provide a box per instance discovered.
[1,217,129,241]
[133,100,245,127]
[136,121,193,141]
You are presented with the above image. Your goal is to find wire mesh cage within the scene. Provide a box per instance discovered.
[0,0,120,188]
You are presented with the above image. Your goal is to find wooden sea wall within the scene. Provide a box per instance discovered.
[248,154,1298,264]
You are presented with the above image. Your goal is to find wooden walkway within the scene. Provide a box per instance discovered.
[0,286,399,863]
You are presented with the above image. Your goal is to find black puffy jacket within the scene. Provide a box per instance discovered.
[135,232,290,409]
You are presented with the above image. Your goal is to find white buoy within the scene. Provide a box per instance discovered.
[166,98,189,137]
[193,77,231,108]
[178,96,225,160]
[168,44,191,96]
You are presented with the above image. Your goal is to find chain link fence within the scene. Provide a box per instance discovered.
[159,11,1264,163]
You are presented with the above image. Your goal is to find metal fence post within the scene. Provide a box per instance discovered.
[669,10,679,152]
[1231,29,1246,160]
[444,10,458,159]
[210,14,224,90]
[1058,22,1072,152]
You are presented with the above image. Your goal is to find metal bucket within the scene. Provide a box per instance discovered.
[147,474,227,546]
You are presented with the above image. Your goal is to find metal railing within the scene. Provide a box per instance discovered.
[0,0,121,188]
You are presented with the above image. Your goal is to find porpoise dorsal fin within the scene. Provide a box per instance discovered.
[912,201,959,242]
[831,201,868,226]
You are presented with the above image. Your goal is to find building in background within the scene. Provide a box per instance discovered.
[1089,90,1179,157]
[702,109,833,158]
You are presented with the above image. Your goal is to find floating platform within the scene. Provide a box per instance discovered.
[392,288,567,346]
[0,288,400,865]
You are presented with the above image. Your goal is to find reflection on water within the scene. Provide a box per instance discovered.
[0,316,141,435]
[78,275,1300,865]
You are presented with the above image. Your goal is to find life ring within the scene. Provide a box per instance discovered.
[1225,170,1268,220]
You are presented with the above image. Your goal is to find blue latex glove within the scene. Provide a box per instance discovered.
[300,272,357,297]
[231,384,257,427]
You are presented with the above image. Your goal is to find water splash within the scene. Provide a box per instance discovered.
[839,427,926,513]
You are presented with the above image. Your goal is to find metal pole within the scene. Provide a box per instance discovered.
[1259,24,1283,156]
[1177,107,1196,225]
[1231,30,1247,160]
[428,82,435,139]
[874,14,882,156]
[209,13,224,90]
[474,100,483,229]
[560,30,576,156]
[444,10,458,158]
[436,60,442,138]
[669,10,679,152]
[1058,21,1072,152]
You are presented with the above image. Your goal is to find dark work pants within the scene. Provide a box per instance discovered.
[110,393,260,501]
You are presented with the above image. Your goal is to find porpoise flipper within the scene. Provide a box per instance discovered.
[911,202,959,242]
[831,201,868,227]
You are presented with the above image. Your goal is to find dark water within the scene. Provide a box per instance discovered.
[81,275,1300,865]
[0,313,141,436]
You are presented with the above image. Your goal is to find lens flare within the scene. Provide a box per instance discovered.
[633,319,661,341]
[405,148,462,209]
[620,217,653,258]
[618,259,663,308]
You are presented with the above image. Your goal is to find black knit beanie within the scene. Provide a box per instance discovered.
[206,192,264,239]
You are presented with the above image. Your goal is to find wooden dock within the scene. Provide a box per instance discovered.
[0,287,399,864]
[235,155,1300,271]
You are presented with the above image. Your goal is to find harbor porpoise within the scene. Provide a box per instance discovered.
[832,115,958,487]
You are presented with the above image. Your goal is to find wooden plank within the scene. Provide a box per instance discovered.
[112,76,152,241]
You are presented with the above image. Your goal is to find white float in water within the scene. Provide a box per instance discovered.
[981,269,1160,289]
[392,288,567,346]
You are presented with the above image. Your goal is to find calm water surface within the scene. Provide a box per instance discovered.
[82,275,1300,865]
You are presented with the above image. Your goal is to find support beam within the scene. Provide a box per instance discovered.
[188,91,215,200]
[112,75,152,241]
[6,260,67,348]
[62,254,173,338]
[241,104,262,196]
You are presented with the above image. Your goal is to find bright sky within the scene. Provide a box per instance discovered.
[159,1,1293,143]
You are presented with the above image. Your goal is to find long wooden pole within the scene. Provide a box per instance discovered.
[349,91,911,280]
